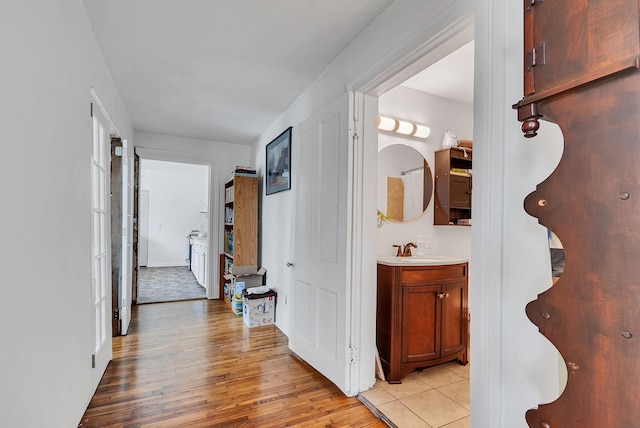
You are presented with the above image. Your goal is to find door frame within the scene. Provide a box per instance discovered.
[347,10,478,396]
[134,146,219,299]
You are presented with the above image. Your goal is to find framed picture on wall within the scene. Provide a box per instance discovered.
[265,127,292,195]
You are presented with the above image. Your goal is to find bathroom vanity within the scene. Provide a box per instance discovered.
[376,256,468,383]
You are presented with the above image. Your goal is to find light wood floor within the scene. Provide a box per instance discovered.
[80,299,386,427]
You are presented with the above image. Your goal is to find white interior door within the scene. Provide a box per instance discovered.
[121,141,133,334]
[90,100,113,390]
[290,93,354,395]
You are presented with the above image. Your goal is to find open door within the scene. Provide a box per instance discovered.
[290,93,355,395]
[132,153,139,304]
[110,138,123,337]
[90,96,113,391]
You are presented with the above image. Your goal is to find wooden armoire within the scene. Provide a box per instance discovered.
[513,1,640,426]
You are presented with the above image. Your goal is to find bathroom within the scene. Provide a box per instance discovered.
[366,41,474,427]
[376,42,473,263]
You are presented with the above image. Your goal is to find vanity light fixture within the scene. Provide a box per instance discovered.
[377,115,431,139]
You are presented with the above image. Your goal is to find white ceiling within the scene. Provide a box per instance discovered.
[83,2,473,145]
[401,40,474,105]
[82,0,395,145]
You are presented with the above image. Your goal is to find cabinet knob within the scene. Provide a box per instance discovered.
[438,292,450,299]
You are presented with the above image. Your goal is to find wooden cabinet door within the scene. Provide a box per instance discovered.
[401,285,440,363]
[524,0,640,96]
[449,175,471,209]
[440,280,467,358]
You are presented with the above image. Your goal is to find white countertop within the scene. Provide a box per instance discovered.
[377,255,468,266]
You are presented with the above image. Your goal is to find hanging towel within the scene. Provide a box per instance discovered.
[402,169,423,220]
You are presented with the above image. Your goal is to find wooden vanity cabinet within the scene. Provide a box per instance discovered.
[377,262,468,383]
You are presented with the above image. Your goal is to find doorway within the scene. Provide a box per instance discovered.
[362,38,475,427]
[136,159,210,304]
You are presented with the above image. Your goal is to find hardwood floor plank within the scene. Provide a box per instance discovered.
[80,299,386,427]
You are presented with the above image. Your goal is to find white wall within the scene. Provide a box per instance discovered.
[0,1,134,427]
[140,159,208,267]
[377,86,473,259]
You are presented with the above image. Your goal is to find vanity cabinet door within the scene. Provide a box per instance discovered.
[401,284,440,364]
[440,280,467,358]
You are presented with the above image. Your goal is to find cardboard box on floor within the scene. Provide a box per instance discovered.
[224,266,266,291]
[243,289,277,328]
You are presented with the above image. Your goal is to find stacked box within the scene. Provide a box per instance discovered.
[230,281,246,315]
[231,295,243,315]
[224,267,266,288]
[242,289,277,328]
[224,268,267,314]
[233,281,246,297]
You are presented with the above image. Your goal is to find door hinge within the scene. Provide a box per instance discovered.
[90,102,93,118]
[347,347,359,364]
[527,0,543,11]
[526,43,546,71]
[91,354,96,369]
[113,309,120,321]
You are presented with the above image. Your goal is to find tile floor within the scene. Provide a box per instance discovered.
[360,362,470,428]
[137,266,206,304]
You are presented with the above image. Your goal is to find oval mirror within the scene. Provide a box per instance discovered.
[378,144,433,223]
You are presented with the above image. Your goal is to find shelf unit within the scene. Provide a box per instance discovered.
[434,147,472,225]
[221,172,259,301]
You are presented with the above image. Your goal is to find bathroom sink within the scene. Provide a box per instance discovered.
[377,255,468,266]
[395,256,444,263]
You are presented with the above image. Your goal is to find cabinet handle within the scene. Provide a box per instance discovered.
[438,292,450,299]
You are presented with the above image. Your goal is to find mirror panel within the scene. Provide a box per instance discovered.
[378,144,433,223]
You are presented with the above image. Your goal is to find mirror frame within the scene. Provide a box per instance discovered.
[378,144,433,223]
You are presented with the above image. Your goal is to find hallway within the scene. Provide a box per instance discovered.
[80,299,385,427]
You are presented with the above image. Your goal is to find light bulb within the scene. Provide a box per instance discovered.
[396,120,415,135]
[413,124,431,139]
[377,116,397,132]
